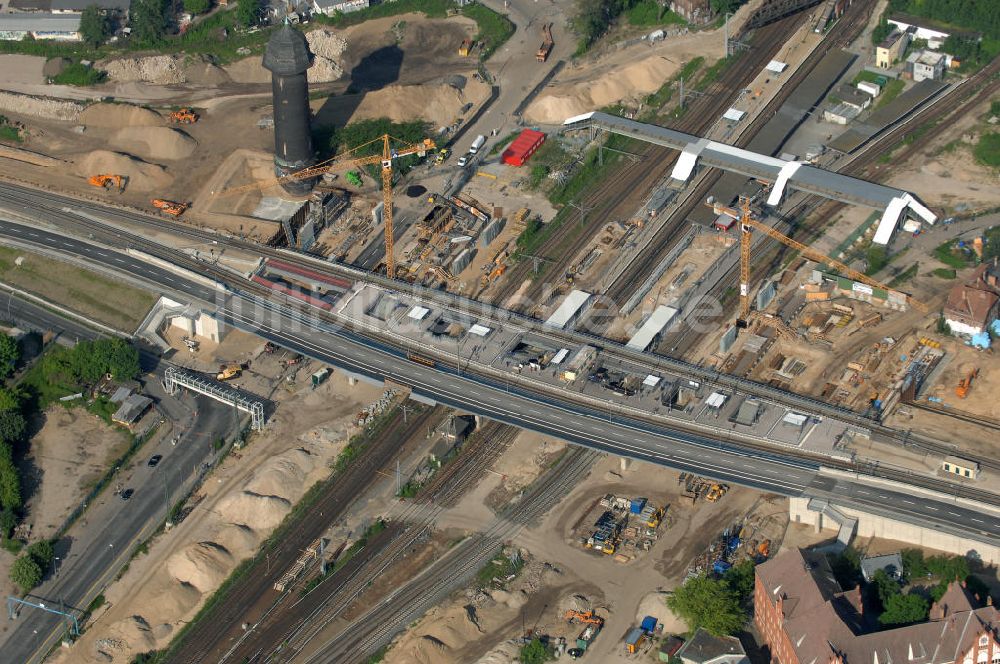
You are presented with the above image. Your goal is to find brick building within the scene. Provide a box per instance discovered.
[756,548,1000,664]
[943,259,1000,337]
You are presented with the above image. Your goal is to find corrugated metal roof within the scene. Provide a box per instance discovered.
[626,305,678,351]
[0,12,79,30]
[545,290,592,329]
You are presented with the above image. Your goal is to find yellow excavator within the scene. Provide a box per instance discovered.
[216,362,248,381]
[88,174,126,193]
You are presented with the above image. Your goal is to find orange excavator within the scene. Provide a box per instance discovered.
[564,610,604,626]
[168,108,198,124]
[88,174,126,193]
[151,199,188,217]
[956,368,979,399]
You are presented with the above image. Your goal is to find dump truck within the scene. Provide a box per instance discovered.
[536,23,553,62]
[705,483,729,503]
[151,199,188,216]
[88,174,126,193]
[168,108,199,124]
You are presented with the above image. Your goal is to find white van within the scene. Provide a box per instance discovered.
[469,135,486,154]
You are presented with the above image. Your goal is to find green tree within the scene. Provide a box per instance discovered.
[129,0,169,44]
[183,0,210,14]
[0,410,26,446]
[0,443,21,510]
[0,334,18,379]
[79,5,112,47]
[9,555,42,593]
[27,540,54,570]
[902,549,927,580]
[871,14,891,45]
[711,0,742,15]
[866,245,889,275]
[236,0,260,28]
[667,574,746,636]
[723,559,756,601]
[519,638,551,664]
[880,592,929,625]
[0,507,16,540]
[871,569,901,607]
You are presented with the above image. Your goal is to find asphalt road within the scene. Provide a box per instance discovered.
[2,220,998,557]
[0,290,238,664]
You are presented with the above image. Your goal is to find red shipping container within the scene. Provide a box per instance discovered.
[501,129,546,167]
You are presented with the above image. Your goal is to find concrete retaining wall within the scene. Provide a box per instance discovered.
[789,496,1000,564]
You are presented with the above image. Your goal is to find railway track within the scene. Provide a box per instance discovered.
[219,421,519,662]
[488,12,809,308]
[163,405,440,664]
[300,447,601,664]
[605,0,875,305]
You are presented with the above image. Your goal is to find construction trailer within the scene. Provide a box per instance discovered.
[625,627,645,653]
[501,129,546,167]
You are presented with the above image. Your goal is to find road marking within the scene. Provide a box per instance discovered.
[972,518,984,523]
[901,499,914,505]
[926,506,938,511]
[855,489,870,495]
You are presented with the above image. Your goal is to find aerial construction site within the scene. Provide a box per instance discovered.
[0,0,999,662]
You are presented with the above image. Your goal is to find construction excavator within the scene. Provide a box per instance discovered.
[88,174,126,193]
[168,108,199,124]
[956,368,979,398]
[564,610,604,626]
[707,196,927,328]
[215,134,435,278]
[151,199,188,217]
[216,362,248,381]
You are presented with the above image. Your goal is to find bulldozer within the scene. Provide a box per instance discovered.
[151,199,188,217]
[168,108,198,124]
[216,362,248,381]
[956,368,979,399]
[705,483,729,503]
[88,174,126,193]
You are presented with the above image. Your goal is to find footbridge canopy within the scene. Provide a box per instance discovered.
[563,111,935,244]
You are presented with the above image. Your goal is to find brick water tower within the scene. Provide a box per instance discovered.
[262,23,317,195]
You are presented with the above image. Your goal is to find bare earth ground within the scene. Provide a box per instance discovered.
[0,244,156,331]
[51,330,386,664]
[23,408,131,541]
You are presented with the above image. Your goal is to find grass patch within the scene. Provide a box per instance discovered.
[973,132,1000,168]
[888,263,918,288]
[853,70,886,85]
[462,2,516,60]
[626,0,686,27]
[875,78,905,109]
[932,267,957,279]
[475,550,523,588]
[52,62,106,86]
[694,56,733,92]
[0,116,22,143]
[487,130,519,156]
[315,0,451,28]
[0,245,156,330]
[933,241,974,269]
[642,57,703,115]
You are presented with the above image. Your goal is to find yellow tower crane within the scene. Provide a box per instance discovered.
[216,134,435,277]
[708,196,927,327]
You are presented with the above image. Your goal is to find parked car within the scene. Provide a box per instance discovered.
[147,454,162,468]
[121,488,134,501]
[457,155,468,167]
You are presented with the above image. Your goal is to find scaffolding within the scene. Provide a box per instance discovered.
[163,367,266,430]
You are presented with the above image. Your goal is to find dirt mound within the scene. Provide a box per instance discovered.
[212,523,259,560]
[75,150,173,191]
[182,58,230,86]
[110,126,197,161]
[307,29,348,60]
[223,56,271,84]
[244,448,317,498]
[104,615,156,654]
[80,103,162,128]
[166,541,234,593]
[313,78,489,130]
[216,490,291,530]
[102,55,185,84]
[0,91,83,122]
[145,581,201,621]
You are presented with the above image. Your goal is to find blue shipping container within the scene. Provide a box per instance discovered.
[713,560,732,575]
[640,616,657,633]
[630,498,647,514]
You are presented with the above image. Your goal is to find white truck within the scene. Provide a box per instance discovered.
[468,134,486,154]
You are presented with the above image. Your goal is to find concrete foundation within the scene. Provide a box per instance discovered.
[789,496,1000,564]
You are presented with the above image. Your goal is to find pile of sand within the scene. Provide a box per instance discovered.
[109,126,197,161]
[0,91,83,122]
[386,603,484,664]
[80,102,162,128]
[166,541,235,593]
[223,56,272,84]
[75,150,173,190]
[102,615,157,655]
[245,448,316,497]
[102,55,185,84]
[181,57,230,86]
[313,78,490,129]
[215,491,291,530]
[307,30,348,82]
[525,30,725,123]
[635,592,684,632]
